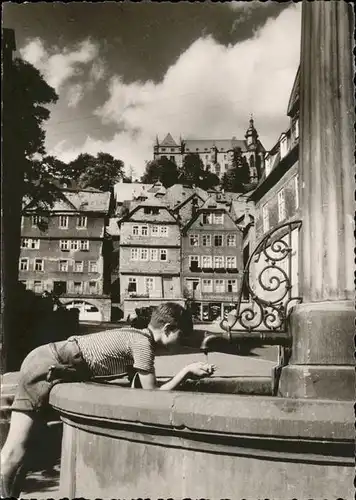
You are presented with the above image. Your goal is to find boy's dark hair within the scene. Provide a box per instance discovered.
[149,302,193,337]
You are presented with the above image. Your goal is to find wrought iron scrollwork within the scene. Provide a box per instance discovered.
[220,220,302,334]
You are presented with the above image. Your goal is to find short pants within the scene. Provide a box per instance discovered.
[11,338,89,413]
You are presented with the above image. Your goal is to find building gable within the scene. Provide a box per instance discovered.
[160,133,178,147]
[184,209,240,233]
[22,193,77,212]
[173,192,205,212]
[122,202,178,225]
[23,190,111,215]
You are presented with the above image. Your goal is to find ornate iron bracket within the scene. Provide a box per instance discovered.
[220,220,302,336]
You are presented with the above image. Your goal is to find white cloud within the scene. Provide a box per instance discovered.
[89,61,106,84]
[20,38,99,91]
[51,130,151,179]
[228,1,272,11]
[67,83,85,108]
[50,4,301,176]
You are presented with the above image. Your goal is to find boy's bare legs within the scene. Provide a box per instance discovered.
[1,410,36,497]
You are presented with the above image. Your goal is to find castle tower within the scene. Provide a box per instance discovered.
[245,116,259,149]
[244,117,260,184]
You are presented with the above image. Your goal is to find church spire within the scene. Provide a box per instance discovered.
[245,114,258,148]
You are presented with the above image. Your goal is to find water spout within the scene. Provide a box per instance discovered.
[200,329,292,355]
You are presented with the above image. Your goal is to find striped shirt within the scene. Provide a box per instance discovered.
[70,328,155,378]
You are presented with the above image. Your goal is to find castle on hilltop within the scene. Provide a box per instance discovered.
[153,118,266,182]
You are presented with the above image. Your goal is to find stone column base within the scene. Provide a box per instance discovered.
[279,365,355,400]
[278,300,355,400]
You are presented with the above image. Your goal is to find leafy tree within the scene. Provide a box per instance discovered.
[24,155,73,210]
[68,152,125,192]
[141,157,179,187]
[3,49,62,370]
[3,57,60,207]
[200,171,220,190]
[221,147,250,193]
[180,153,205,186]
[179,153,220,190]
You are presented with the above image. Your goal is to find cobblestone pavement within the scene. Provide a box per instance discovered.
[21,463,61,499]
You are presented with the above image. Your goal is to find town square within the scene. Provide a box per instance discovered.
[1,1,354,499]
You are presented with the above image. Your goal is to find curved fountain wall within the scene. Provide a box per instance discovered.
[50,382,353,499]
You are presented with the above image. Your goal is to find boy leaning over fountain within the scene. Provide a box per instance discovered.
[1,302,215,498]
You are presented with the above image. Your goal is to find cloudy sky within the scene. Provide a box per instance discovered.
[4,1,301,178]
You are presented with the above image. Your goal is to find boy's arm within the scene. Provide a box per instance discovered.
[138,362,215,391]
[158,366,190,391]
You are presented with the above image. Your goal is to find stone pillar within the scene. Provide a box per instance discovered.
[279,1,355,400]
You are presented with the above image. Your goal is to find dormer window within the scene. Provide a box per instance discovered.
[144,207,159,215]
[213,213,224,225]
[202,213,213,224]
[280,135,288,158]
[265,155,272,177]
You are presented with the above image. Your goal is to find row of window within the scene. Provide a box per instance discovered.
[130,248,168,262]
[58,215,87,229]
[189,255,237,269]
[185,278,238,293]
[24,215,88,229]
[262,176,299,233]
[127,277,154,294]
[280,120,299,159]
[131,225,169,237]
[57,260,98,272]
[189,233,236,247]
[157,156,229,174]
[202,213,224,225]
[60,239,90,251]
[160,147,231,156]
[19,258,98,273]
[22,233,233,251]
[265,122,299,177]
[21,239,91,251]
[129,250,238,268]
[21,280,98,295]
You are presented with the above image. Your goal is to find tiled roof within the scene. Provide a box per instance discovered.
[114,182,153,203]
[184,138,246,152]
[230,198,253,220]
[200,195,229,210]
[160,184,209,209]
[58,190,110,212]
[23,190,111,213]
[133,198,167,207]
[160,133,178,147]
[147,182,167,195]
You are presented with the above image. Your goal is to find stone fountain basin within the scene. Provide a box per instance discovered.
[47,348,353,498]
[97,350,276,395]
[50,381,354,499]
